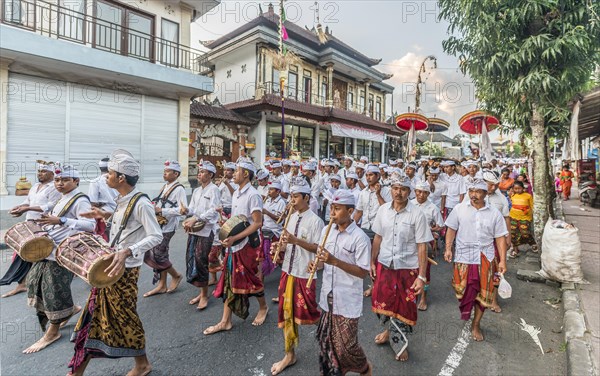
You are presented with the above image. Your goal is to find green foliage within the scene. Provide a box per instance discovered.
[439,0,600,132]
[417,142,444,157]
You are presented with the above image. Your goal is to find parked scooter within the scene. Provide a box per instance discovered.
[579,177,599,207]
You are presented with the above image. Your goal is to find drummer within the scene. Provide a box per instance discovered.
[204,160,269,335]
[261,181,286,277]
[22,165,95,354]
[2,161,60,298]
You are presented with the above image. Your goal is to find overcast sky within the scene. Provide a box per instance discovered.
[191,0,512,141]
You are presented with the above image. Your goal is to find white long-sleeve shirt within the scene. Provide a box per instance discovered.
[154,181,187,233]
[188,182,221,238]
[109,189,163,268]
[87,173,118,212]
[21,182,61,220]
[44,189,95,261]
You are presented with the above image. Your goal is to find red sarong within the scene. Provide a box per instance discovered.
[371,264,418,326]
[213,243,264,296]
[452,253,497,320]
[94,219,108,241]
[277,272,320,327]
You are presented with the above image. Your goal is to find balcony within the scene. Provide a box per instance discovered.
[1,0,204,74]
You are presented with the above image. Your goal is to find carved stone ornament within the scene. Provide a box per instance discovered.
[197,123,236,141]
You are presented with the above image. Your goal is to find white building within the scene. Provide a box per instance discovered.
[0,0,219,208]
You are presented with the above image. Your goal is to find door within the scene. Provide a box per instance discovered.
[303,76,312,103]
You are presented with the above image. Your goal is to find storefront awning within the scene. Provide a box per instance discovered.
[329,123,385,143]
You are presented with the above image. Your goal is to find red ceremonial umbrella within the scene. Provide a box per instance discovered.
[396,113,429,160]
[427,117,450,133]
[458,110,499,134]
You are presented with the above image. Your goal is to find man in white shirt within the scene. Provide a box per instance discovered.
[256,169,270,199]
[143,161,186,298]
[482,169,512,314]
[205,160,268,335]
[311,189,372,376]
[3,162,60,298]
[404,162,420,200]
[301,161,323,211]
[270,160,291,199]
[323,174,342,222]
[345,172,362,205]
[355,162,367,190]
[218,162,238,215]
[411,181,445,312]
[339,156,355,189]
[353,164,392,240]
[426,167,447,213]
[261,181,286,276]
[87,157,118,241]
[444,178,508,342]
[181,161,221,310]
[270,178,324,376]
[71,151,162,376]
[440,160,466,218]
[23,166,95,354]
[370,177,432,362]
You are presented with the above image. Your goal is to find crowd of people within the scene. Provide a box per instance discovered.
[1,151,540,376]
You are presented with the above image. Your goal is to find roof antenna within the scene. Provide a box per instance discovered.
[314,1,328,44]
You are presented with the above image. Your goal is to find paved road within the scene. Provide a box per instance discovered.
[1,226,566,376]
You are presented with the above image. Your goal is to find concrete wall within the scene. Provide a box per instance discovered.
[212,43,257,104]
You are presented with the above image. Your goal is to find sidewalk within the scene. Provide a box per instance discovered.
[560,196,600,375]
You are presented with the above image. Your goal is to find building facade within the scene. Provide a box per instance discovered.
[200,4,403,164]
[0,0,219,208]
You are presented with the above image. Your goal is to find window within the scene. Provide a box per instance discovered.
[321,77,328,104]
[372,141,382,162]
[288,72,298,99]
[347,91,354,111]
[376,99,382,121]
[94,0,154,60]
[319,129,329,158]
[267,123,314,158]
[59,0,86,41]
[369,94,374,118]
[359,91,365,113]
[303,76,312,103]
[160,19,179,67]
[272,69,281,94]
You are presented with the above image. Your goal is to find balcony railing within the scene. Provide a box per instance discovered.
[263,81,387,122]
[1,0,205,73]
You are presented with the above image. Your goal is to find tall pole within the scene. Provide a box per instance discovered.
[279,0,286,158]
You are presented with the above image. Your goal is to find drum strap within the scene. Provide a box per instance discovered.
[110,192,150,248]
[152,183,183,209]
[57,193,89,217]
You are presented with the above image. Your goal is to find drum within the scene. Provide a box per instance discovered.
[4,221,53,262]
[219,215,250,246]
[56,233,124,288]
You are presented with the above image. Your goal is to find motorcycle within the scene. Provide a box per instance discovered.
[579,178,600,207]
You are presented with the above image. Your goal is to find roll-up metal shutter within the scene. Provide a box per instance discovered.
[142,96,178,183]
[6,74,67,188]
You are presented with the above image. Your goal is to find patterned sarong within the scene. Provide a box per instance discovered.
[144,231,175,284]
[186,232,214,287]
[260,232,278,277]
[371,264,418,326]
[316,311,369,376]
[510,218,536,247]
[452,253,497,320]
[208,244,223,273]
[69,267,145,372]
[26,260,74,329]
[277,272,320,352]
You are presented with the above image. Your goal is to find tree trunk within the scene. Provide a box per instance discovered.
[530,104,551,244]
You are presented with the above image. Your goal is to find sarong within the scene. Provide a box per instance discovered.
[316,311,369,376]
[371,264,418,326]
[260,231,279,276]
[26,260,74,329]
[213,243,264,319]
[208,244,223,273]
[94,219,108,242]
[452,253,497,320]
[510,218,536,247]
[0,253,31,285]
[144,231,175,284]
[186,232,214,288]
[277,272,320,352]
[69,268,145,372]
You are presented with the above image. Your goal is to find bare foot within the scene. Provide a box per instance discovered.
[167,274,183,293]
[490,304,502,313]
[417,300,428,311]
[363,286,372,297]
[125,364,152,376]
[196,297,208,311]
[203,321,232,335]
[396,349,409,362]
[22,332,61,354]
[271,354,297,375]
[471,323,484,341]
[252,307,269,326]
[1,285,27,298]
[143,285,167,298]
[374,330,389,345]
[208,279,217,286]
[60,305,82,329]
[271,297,280,303]
[189,295,201,305]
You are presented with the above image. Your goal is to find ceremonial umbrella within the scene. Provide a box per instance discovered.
[396,112,429,161]
[426,117,450,158]
[458,110,499,161]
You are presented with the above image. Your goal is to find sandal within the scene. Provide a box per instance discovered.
[530,245,539,253]
[508,249,519,258]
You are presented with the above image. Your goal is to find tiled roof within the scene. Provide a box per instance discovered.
[224,94,402,135]
[190,101,256,125]
[206,12,382,68]
[416,133,460,146]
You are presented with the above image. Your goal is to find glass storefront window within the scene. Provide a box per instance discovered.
[319,129,329,158]
[298,126,315,158]
[372,141,382,163]
[267,123,314,159]
[329,134,344,159]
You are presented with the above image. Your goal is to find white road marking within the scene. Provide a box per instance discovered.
[438,319,472,376]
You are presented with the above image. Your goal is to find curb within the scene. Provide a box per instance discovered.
[556,199,597,376]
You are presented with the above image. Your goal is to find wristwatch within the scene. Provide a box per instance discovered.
[417,274,427,283]
[60,216,67,225]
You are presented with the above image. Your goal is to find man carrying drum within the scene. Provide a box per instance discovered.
[23,165,95,354]
[69,150,163,376]
[2,161,60,298]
